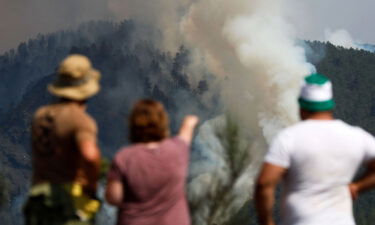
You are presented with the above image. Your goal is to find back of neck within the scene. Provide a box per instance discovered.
[300,109,334,121]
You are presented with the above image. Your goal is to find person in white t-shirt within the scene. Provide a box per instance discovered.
[255,73,375,225]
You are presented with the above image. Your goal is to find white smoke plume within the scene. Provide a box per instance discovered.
[181,1,313,223]
[108,0,313,136]
[182,0,313,141]
[107,0,314,223]
[324,28,375,53]
[324,28,357,49]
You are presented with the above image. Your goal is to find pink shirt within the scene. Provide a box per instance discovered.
[108,137,191,225]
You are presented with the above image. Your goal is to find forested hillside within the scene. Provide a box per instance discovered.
[308,41,375,135]
[0,20,375,225]
[0,20,219,225]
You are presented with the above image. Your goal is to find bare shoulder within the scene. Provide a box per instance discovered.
[68,105,97,129]
[33,105,49,119]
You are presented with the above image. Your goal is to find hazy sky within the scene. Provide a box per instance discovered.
[286,0,375,44]
[0,0,114,53]
[0,0,374,53]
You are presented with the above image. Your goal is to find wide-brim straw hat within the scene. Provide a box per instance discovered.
[48,54,101,101]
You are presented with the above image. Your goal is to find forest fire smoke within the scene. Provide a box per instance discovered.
[181,0,314,141]
[183,1,314,222]
[109,0,314,140]
[108,0,314,223]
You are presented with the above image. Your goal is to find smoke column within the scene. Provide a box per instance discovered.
[107,0,314,223]
[182,0,314,140]
[180,1,314,223]
[109,0,313,139]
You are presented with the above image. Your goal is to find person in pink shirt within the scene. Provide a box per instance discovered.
[105,99,199,225]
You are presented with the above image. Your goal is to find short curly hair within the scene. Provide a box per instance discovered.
[129,99,170,143]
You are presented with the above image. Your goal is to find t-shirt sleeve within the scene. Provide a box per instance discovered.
[174,136,190,148]
[361,129,375,163]
[107,157,123,181]
[170,136,190,165]
[264,132,291,168]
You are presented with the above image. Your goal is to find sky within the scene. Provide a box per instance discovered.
[286,0,375,45]
[0,0,374,53]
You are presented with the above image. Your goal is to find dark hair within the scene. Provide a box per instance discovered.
[129,99,169,143]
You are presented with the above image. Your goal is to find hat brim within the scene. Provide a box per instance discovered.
[48,70,100,101]
[298,98,335,112]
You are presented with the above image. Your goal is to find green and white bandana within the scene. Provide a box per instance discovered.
[298,73,335,112]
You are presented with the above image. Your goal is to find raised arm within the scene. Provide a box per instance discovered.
[255,162,287,225]
[178,115,199,144]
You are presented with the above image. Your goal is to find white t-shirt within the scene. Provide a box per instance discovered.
[265,119,375,225]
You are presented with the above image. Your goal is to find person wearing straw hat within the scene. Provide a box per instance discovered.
[255,73,375,225]
[24,54,101,225]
